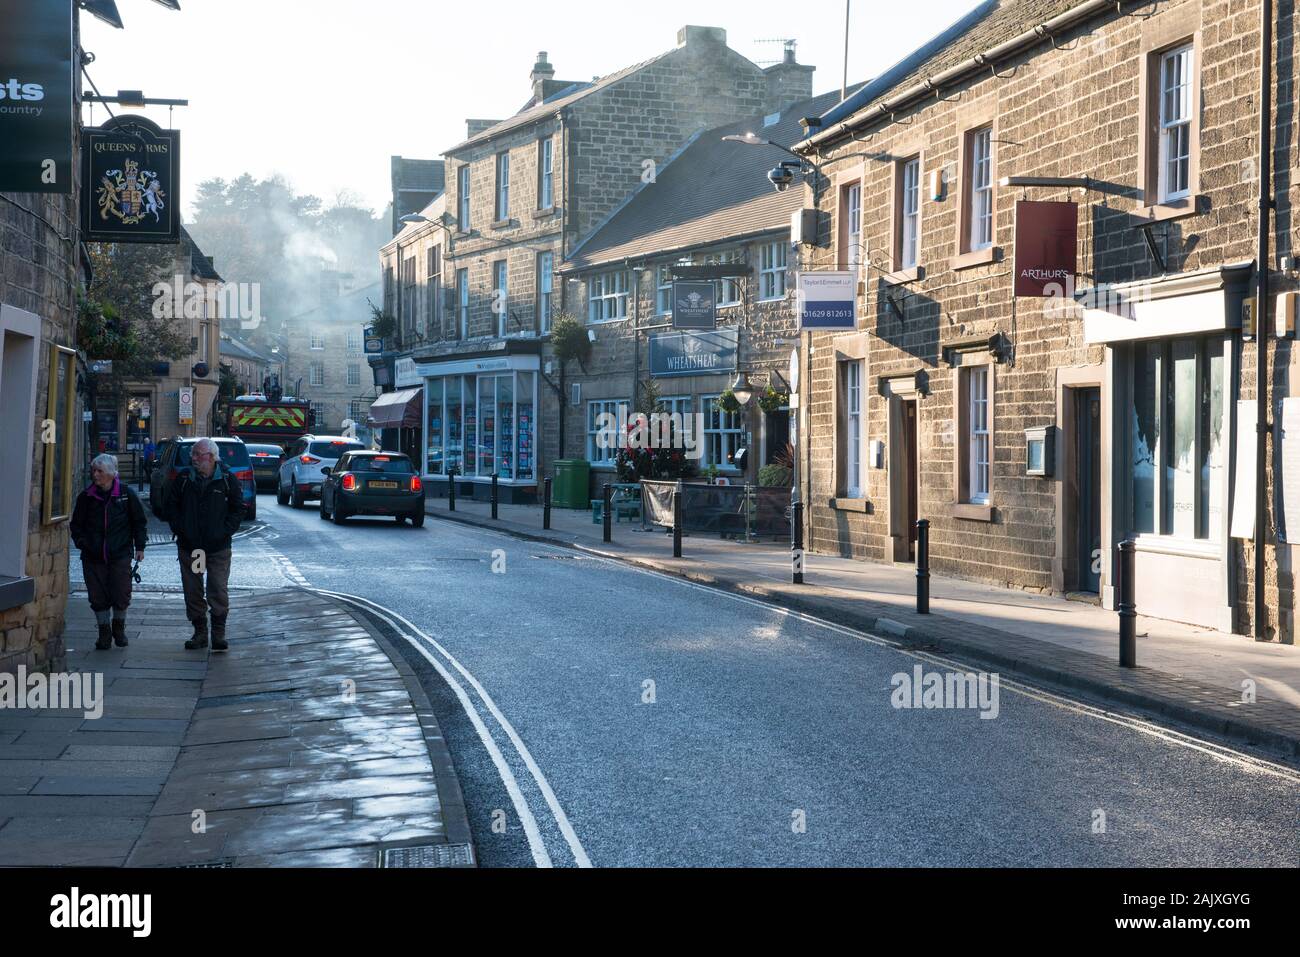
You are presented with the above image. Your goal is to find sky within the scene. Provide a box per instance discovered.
[80,0,984,218]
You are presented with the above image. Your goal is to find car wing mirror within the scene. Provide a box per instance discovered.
[320,467,331,477]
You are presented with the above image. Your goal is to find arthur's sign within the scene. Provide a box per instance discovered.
[1013,200,1077,297]
[0,0,74,193]
[82,116,181,243]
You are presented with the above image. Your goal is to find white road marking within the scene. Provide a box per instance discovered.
[317,588,593,869]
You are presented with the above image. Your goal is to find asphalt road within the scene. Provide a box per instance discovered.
[114,491,1300,867]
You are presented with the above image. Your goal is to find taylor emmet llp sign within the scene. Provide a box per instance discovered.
[649,327,738,378]
[797,271,857,330]
[1013,200,1077,297]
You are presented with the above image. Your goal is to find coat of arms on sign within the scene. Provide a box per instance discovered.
[97,159,166,225]
[678,291,706,311]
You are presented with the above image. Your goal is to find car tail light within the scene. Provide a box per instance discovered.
[341,474,357,491]
[410,476,422,492]
[300,454,321,464]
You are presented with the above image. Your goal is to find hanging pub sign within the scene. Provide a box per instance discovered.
[82,115,181,243]
[649,327,738,378]
[363,326,384,354]
[672,280,717,330]
[0,0,75,193]
[1013,200,1077,297]
[797,271,856,329]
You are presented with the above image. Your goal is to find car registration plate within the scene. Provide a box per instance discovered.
[369,481,398,489]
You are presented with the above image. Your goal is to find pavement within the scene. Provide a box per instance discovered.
[0,582,472,867]
[423,493,1300,761]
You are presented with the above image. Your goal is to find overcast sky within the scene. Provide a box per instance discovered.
[81,0,983,217]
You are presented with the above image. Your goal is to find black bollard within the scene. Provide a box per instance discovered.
[491,472,499,520]
[447,467,456,512]
[543,477,552,530]
[1118,539,1136,667]
[916,519,930,615]
[791,498,804,585]
[672,489,682,558]
[602,483,612,543]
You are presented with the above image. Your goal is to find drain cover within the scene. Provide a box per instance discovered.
[380,843,475,868]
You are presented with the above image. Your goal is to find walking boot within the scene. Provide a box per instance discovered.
[95,622,113,650]
[112,618,128,647]
[184,618,209,650]
[210,614,229,652]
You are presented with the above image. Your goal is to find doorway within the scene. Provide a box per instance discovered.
[1075,387,1102,592]
[888,393,919,563]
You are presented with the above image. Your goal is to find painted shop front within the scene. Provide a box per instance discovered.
[1075,263,1252,632]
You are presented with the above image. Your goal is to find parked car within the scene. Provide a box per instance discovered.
[319,451,424,526]
[149,436,257,522]
[278,435,365,508]
[245,443,285,491]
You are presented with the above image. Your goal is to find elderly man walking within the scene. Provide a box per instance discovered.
[70,454,148,649]
[163,437,243,651]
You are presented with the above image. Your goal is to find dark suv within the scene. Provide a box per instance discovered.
[149,437,257,522]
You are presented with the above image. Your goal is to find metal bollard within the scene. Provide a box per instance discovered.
[543,477,552,530]
[672,489,682,558]
[1118,539,1136,667]
[491,472,499,520]
[602,484,612,543]
[447,467,456,512]
[916,519,930,615]
[791,498,804,585]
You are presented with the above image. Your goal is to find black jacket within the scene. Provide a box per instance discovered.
[163,465,243,554]
[70,480,148,565]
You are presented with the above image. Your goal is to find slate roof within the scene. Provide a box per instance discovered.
[181,226,223,282]
[564,86,863,271]
[219,335,273,364]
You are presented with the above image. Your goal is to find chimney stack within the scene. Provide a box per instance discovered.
[762,40,815,115]
[531,51,556,102]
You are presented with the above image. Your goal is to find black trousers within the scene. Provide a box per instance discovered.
[82,558,133,612]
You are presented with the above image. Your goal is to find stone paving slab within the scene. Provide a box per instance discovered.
[4,585,472,867]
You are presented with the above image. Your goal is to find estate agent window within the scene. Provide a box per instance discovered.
[702,394,743,470]
[587,398,629,466]
[538,136,554,210]
[588,271,629,323]
[840,360,863,498]
[1131,335,1225,540]
[426,371,537,480]
[759,242,787,301]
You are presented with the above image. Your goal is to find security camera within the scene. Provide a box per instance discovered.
[768,164,794,192]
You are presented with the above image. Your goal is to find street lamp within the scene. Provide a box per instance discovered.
[729,370,754,407]
[721,133,822,202]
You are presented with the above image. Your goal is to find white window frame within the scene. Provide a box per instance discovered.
[346,329,362,354]
[901,158,920,270]
[656,265,673,315]
[969,128,993,251]
[456,268,469,339]
[495,152,511,221]
[494,260,508,337]
[586,398,629,467]
[759,242,787,301]
[588,270,629,323]
[716,249,742,306]
[426,246,441,336]
[349,399,366,423]
[539,137,554,210]
[1158,44,1193,202]
[310,329,325,351]
[844,361,862,498]
[458,165,471,229]
[702,394,743,471]
[537,251,553,334]
[346,363,360,387]
[967,364,990,505]
[845,184,862,274]
[309,361,325,387]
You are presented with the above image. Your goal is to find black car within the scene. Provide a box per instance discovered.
[319,451,424,526]
[245,443,284,491]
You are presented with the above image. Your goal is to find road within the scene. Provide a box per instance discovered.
[109,490,1300,867]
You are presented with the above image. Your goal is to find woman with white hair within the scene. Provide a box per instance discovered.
[69,452,148,650]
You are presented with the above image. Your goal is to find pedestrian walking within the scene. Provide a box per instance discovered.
[69,453,147,650]
[163,437,243,651]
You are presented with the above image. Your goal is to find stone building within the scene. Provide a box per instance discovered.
[282,272,381,434]
[219,332,274,396]
[381,25,816,501]
[558,87,855,487]
[794,0,1292,640]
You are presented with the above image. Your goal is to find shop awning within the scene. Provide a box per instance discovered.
[366,388,423,429]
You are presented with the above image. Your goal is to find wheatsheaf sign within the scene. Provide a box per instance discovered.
[0,0,75,193]
[82,116,181,243]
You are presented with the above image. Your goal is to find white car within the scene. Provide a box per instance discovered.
[277,434,365,508]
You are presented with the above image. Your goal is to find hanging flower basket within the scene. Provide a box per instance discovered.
[758,386,788,414]
[715,388,742,415]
